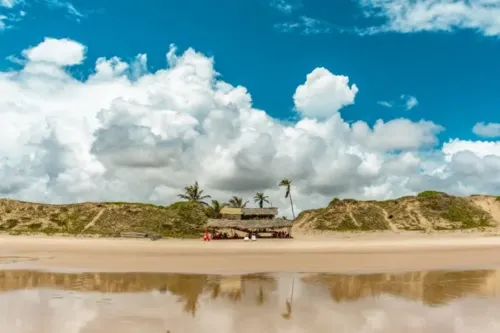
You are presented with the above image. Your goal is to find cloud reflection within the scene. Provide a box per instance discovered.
[1,269,500,332]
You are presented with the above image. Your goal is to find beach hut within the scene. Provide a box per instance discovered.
[206,216,293,239]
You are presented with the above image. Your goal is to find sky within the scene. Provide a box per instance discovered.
[0,0,500,215]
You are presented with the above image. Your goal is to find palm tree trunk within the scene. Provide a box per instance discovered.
[289,192,296,219]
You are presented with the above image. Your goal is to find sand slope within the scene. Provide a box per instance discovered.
[294,193,500,233]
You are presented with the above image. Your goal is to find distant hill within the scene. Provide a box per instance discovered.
[0,200,207,237]
[2,191,500,237]
[293,192,500,233]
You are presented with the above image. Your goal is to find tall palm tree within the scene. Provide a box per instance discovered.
[253,192,270,208]
[279,178,295,219]
[178,181,211,205]
[228,196,248,208]
[208,200,227,219]
[281,277,295,320]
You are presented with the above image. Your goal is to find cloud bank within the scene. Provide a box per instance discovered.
[1,37,499,216]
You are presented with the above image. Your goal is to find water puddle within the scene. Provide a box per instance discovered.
[1,269,500,332]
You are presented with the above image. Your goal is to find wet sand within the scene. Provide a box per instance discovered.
[2,269,500,332]
[3,234,500,274]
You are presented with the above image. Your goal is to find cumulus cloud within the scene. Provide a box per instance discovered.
[473,122,500,138]
[352,119,443,151]
[22,37,86,66]
[293,67,358,118]
[1,37,500,217]
[359,0,500,36]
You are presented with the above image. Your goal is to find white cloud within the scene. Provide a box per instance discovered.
[0,0,21,30]
[402,94,418,110]
[473,122,500,138]
[352,118,443,151]
[22,37,86,66]
[0,0,83,30]
[274,16,332,34]
[378,101,393,108]
[359,0,500,36]
[3,273,500,333]
[44,0,83,18]
[1,37,500,217]
[377,94,418,110]
[0,15,6,29]
[0,0,17,8]
[293,67,358,118]
[270,0,302,14]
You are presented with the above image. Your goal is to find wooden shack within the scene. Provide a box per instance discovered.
[208,207,292,238]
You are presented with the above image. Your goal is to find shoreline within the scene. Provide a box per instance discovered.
[3,234,500,274]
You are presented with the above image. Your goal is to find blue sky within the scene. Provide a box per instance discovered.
[1,0,500,208]
[1,0,499,141]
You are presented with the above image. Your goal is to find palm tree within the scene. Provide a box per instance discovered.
[208,200,227,219]
[228,196,248,208]
[281,277,295,320]
[178,181,211,205]
[279,178,295,219]
[253,192,270,208]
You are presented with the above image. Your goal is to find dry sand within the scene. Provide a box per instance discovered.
[3,232,500,274]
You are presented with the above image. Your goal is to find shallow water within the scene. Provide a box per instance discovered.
[1,269,500,332]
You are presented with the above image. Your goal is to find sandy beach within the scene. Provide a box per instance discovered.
[2,232,500,274]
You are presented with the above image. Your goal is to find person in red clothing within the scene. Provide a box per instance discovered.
[203,229,211,241]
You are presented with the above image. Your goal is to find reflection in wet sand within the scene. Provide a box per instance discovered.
[2,269,500,307]
[302,269,500,305]
[2,269,500,332]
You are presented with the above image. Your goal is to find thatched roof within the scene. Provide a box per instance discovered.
[207,218,292,229]
[241,208,278,216]
[220,207,242,215]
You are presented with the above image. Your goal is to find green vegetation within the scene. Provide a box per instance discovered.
[328,197,340,207]
[253,192,270,208]
[336,215,359,231]
[417,193,493,229]
[295,192,498,232]
[0,200,208,238]
[417,191,448,198]
[279,178,295,219]
[2,184,499,237]
[228,196,248,208]
[0,181,285,238]
[352,206,390,231]
[206,200,227,219]
[87,201,207,238]
[177,181,211,205]
[0,202,102,235]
